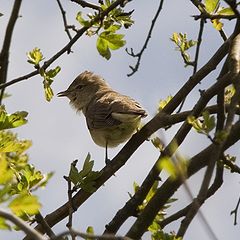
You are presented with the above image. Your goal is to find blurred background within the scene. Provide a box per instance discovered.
[0,0,239,239]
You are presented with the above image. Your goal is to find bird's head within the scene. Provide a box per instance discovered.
[57,71,109,112]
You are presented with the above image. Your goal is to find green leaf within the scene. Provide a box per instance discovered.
[151,136,164,151]
[97,37,111,60]
[0,131,32,153]
[202,111,215,133]
[0,106,28,130]
[205,0,219,13]
[158,156,177,179]
[217,7,235,15]
[212,19,223,31]
[158,95,173,111]
[87,226,94,234]
[76,12,90,27]
[69,162,81,185]
[79,153,94,177]
[41,66,61,102]
[97,31,126,60]
[0,217,11,230]
[46,66,61,78]
[0,156,13,184]
[27,48,44,66]
[9,194,41,217]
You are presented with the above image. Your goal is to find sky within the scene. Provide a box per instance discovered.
[1,0,240,239]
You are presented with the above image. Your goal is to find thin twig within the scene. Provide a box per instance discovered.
[177,17,205,113]
[56,0,73,41]
[0,0,22,103]
[231,195,240,225]
[71,0,101,10]
[126,0,164,77]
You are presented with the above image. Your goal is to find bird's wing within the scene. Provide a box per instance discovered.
[85,91,147,129]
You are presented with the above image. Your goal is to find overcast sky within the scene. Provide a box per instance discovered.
[1,1,240,239]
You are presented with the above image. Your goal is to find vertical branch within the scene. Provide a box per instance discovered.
[0,0,22,103]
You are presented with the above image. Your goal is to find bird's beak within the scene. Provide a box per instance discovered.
[57,90,68,97]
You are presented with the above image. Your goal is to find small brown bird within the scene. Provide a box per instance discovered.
[58,71,147,163]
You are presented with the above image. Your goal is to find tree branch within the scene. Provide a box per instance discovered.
[56,0,73,41]
[160,163,223,228]
[126,0,165,76]
[71,0,101,11]
[0,208,44,240]
[0,0,22,103]
[125,120,240,239]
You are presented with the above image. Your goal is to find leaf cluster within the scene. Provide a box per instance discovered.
[0,107,52,230]
[27,48,61,102]
[203,0,235,31]
[76,0,134,59]
[68,154,101,193]
[170,33,197,67]
[187,111,215,136]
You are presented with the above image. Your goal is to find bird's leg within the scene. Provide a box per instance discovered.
[105,140,111,164]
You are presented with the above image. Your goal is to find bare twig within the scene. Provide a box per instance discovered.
[56,0,73,41]
[231,195,240,225]
[0,208,44,240]
[176,17,205,113]
[126,0,164,77]
[0,0,22,103]
[71,0,101,10]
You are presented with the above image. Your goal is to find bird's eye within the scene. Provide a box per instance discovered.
[76,85,84,90]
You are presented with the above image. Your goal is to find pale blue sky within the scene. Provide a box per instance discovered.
[1,1,239,239]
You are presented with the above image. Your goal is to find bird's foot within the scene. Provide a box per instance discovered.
[105,158,111,165]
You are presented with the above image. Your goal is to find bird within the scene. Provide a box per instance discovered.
[57,71,147,164]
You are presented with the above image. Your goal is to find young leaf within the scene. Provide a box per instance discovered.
[0,157,13,184]
[217,7,235,16]
[158,156,177,179]
[27,48,44,66]
[0,217,11,230]
[212,19,223,31]
[79,153,94,177]
[97,31,126,60]
[9,194,41,217]
[76,12,90,27]
[205,0,219,13]
[158,96,173,111]
[69,163,81,185]
[0,107,28,130]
